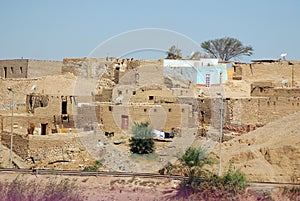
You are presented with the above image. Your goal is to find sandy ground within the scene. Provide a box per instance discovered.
[210,111,300,183]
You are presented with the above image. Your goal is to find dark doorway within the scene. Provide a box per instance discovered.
[62,101,67,114]
[114,67,120,84]
[4,67,7,78]
[41,123,47,135]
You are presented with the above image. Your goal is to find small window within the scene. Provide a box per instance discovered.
[109,106,113,111]
[3,67,7,78]
[144,108,147,112]
[181,108,185,113]
[132,91,136,95]
[118,90,122,95]
[153,108,157,112]
[168,108,172,112]
[126,89,128,94]
[11,67,14,74]
[149,96,154,100]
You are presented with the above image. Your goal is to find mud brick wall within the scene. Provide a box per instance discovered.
[27,60,62,78]
[0,59,28,78]
[234,60,300,85]
[97,103,189,134]
[62,58,113,78]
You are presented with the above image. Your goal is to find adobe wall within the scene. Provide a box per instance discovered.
[111,85,136,104]
[74,104,98,128]
[251,84,300,97]
[197,97,212,124]
[97,103,191,134]
[171,88,195,97]
[62,58,113,78]
[94,88,113,102]
[1,115,55,135]
[27,60,62,78]
[226,97,300,126]
[0,74,77,116]
[33,95,76,117]
[234,60,300,85]
[138,64,164,86]
[118,63,164,86]
[0,59,28,78]
[130,85,178,104]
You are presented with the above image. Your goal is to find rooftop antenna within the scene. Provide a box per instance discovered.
[280,53,287,60]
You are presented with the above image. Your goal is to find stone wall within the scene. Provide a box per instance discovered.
[1,131,29,159]
[27,133,86,163]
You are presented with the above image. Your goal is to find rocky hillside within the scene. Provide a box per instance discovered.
[211,111,300,183]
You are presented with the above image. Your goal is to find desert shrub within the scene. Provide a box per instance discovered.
[188,169,248,200]
[0,177,84,201]
[83,160,104,171]
[43,178,83,201]
[283,186,300,201]
[129,122,155,154]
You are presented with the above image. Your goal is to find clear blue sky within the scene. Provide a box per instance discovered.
[1,0,300,62]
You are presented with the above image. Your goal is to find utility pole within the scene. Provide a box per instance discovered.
[217,92,223,176]
[7,87,14,168]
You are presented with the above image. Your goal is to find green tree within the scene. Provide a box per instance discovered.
[166,45,182,59]
[179,147,214,187]
[129,122,155,154]
[201,37,253,61]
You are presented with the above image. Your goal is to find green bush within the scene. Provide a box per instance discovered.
[179,147,214,187]
[129,122,155,154]
[220,168,248,192]
[175,146,248,199]
[83,160,104,172]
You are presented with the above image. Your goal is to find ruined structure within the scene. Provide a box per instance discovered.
[0,59,62,78]
[1,57,300,175]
